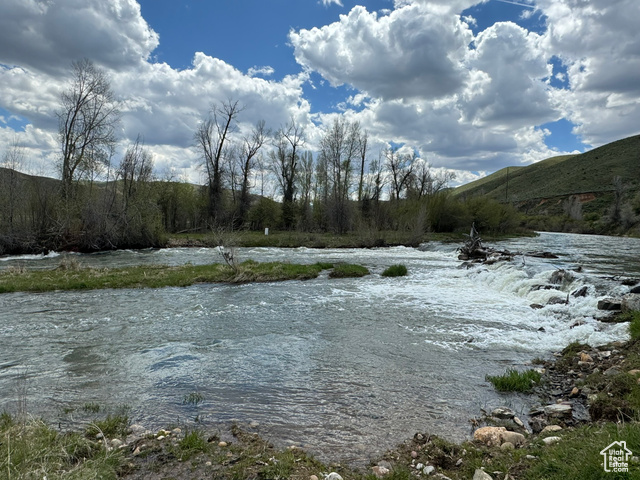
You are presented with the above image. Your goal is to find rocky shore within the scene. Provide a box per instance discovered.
[64,328,633,479]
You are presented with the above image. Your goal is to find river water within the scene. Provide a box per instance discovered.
[0,232,638,462]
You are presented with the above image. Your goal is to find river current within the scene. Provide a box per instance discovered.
[0,232,638,462]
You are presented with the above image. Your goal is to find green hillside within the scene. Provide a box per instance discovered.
[455,135,640,203]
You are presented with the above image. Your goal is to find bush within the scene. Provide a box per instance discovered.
[382,264,408,277]
[329,264,370,278]
[486,368,542,393]
[626,311,640,341]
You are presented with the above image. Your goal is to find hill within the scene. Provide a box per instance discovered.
[455,135,640,219]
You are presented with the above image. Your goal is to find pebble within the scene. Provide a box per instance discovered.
[541,425,562,433]
[423,465,435,475]
[325,473,343,480]
[525,455,537,460]
[455,459,463,466]
[249,421,260,428]
[473,469,493,480]
[205,461,212,467]
[218,441,228,447]
[133,446,142,456]
[570,387,580,397]
[96,433,104,440]
[172,428,182,435]
[580,353,593,362]
[415,463,425,470]
[513,417,525,428]
[310,476,319,480]
[411,450,419,458]
[542,436,561,445]
[157,435,165,441]
[372,466,390,477]
[110,438,123,448]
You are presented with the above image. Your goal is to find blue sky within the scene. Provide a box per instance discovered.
[0,0,639,185]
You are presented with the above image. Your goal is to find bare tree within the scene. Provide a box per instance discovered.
[357,130,368,202]
[195,99,242,225]
[385,147,416,201]
[270,117,305,229]
[237,120,268,225]
[119,135,154,213]
[319,118,361,233]
[57,59,119,200]
[410,160,456,199]
[0,141,25,232]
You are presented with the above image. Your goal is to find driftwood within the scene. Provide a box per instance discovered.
[457,225,558,264]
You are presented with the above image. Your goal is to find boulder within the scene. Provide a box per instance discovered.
[622,294,640,312]
[500,442,515,451]
[473,427,506,447]
[631,285,640,294]
[571,286,589,297]
[598,298,622,311]
[547,296,568,305]
[550,269,572,285]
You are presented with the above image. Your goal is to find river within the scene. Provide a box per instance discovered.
[0,232,638,463]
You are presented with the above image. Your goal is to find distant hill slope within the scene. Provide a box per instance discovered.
[455,135,640,204]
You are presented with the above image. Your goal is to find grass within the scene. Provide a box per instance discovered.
[329,263,370,278]
[486,368,542,393]
[0,260,346,294]
[174,429,209,461]
[626,310,640,340]
[0,415,123,479]
[382,264,408,277]
[86,405,130,439]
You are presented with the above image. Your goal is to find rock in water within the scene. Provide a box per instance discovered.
[622,294,640,312]
[491,407,515,419]
[598,298,622,311]
[544,403,572,417]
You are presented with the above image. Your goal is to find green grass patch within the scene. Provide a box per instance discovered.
[0,260,340,294]
[175,429,209,461]
[486,368,542,393]
[86,406,130,439]
[382,264,408,277]
[329,263,370,278]
[0,415,123,479]
[626,311,640,341]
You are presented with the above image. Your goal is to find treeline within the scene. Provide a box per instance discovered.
[0,60,524,255]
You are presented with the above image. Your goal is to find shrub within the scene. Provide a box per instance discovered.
[382,264,408,277]
[329,264,370,278]
[486,368,542,393]
[626,311,640,341]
